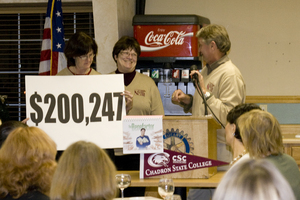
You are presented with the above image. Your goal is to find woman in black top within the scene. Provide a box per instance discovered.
[0,127,56,200]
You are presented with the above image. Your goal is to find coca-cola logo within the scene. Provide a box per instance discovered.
[141,31,194,52]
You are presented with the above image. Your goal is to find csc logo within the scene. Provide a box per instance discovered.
[148,152,170,167]
[172,155,186,162]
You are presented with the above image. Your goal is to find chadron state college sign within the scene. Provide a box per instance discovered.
[140,149,228,178]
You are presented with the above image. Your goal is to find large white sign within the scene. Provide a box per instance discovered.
[25,75,125,150]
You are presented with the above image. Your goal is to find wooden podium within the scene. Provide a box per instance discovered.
[150,116,221,179]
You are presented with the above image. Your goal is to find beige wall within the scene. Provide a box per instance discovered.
[145,0,300,96]
[0,0,86,2]
[93,0,135,74]
[2,0,299,95]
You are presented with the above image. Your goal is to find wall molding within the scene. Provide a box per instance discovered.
[246,96,300,104]
[281,124,300,135]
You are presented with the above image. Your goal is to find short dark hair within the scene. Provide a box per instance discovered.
[112,36,141,63]
[64,32,98,66]
[0,120,28,147]
[227,103,261,142]
[141,128,146,131]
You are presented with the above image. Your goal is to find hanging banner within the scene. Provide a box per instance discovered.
[140,149,228,178]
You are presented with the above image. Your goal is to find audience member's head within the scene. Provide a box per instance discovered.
[237,109,283,158]
[0,120,28,147]
[50,141,117,200]
[0,126,57,199]
[225,103,261,144]
[213,158,296,200]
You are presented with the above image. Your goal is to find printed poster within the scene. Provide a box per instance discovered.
[25,75,125,150]
[123,115,163,154]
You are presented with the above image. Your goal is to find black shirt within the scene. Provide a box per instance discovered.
[2,191,49,200]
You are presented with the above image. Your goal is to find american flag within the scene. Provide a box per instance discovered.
[39,0,67,75]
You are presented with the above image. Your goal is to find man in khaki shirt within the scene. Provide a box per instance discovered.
[172,24,246,200]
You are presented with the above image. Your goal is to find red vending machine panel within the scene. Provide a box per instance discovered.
[133,15,210,61]
[134,24,199,58]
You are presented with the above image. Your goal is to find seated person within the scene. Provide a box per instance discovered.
[188,103,261,200]
[0,126,57,200]
[0,120,28,147]
[225,103,261,165]
[213,158,295,200]
[50,141,117,200]
[238,110,300,200]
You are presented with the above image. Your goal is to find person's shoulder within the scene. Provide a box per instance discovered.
[56,67,71,76]
[281,153,299,163]
[135,72,157,84]
[90,68,101,75]
[221,59,238,70]
[9,191,50,200]
[267,153,298,166]
[217,59,243,77]
[30,191,49,200]
[136,72,153,80]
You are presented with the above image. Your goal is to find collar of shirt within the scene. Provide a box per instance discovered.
[68,67,92,75]
[115,69,136,86]
[206,55,229,75]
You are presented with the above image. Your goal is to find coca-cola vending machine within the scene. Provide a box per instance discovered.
[133,15,210,115]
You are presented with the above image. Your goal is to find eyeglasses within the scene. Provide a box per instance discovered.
[79,53,95,60]
[120,51,138,59]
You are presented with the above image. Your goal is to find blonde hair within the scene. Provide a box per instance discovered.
[50,141,117,200]
[196,24,231,53]
[237,110,283,158]
[0,126,57,199]
[213,159,296,200]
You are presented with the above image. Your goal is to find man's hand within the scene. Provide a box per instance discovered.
[171,89,191,105]
[190,70,206,94]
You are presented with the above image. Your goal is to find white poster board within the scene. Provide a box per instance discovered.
[25,75,126,150]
